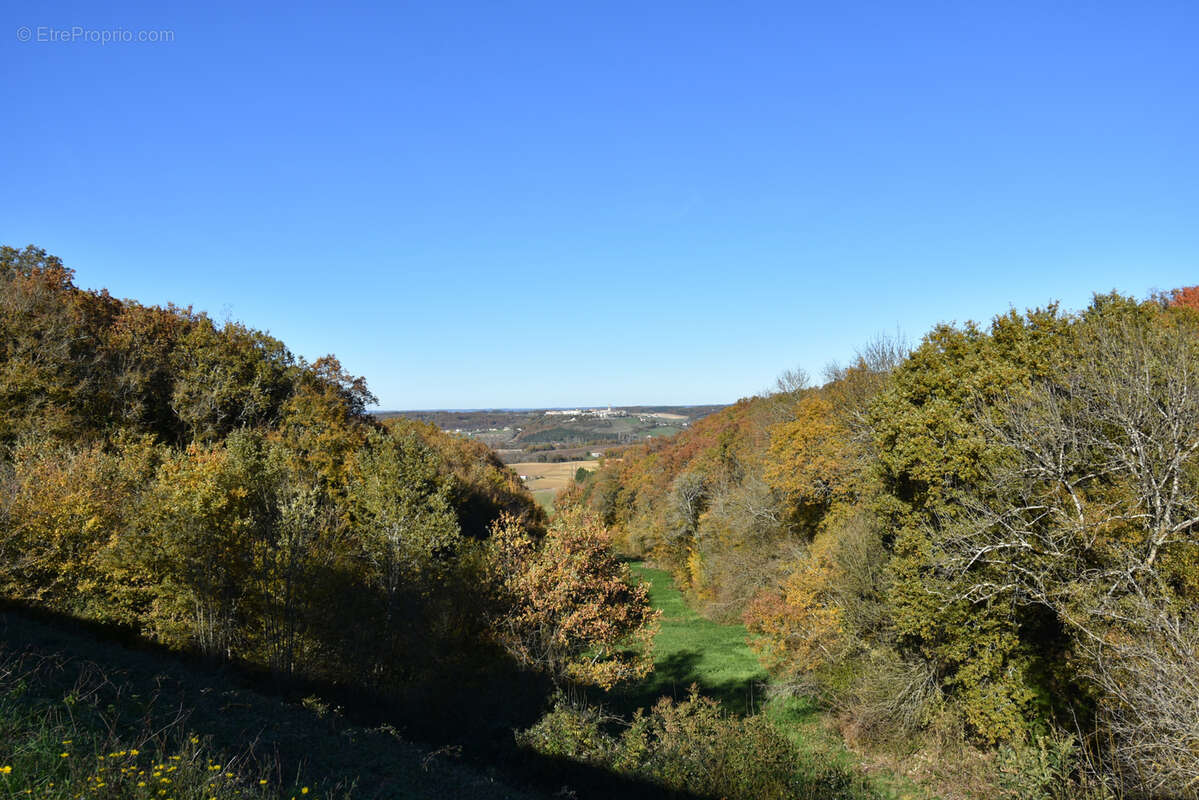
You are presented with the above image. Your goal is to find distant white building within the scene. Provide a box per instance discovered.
[546,406,627,419]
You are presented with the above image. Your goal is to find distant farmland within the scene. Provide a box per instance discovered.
[509,460,601,511]
[510,460,600,491]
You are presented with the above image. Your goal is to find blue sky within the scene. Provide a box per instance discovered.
[3,1,1196,409]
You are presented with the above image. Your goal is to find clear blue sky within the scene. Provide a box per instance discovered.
[4,1,1196,409]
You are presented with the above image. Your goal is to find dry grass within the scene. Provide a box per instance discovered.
[509,461,599,492]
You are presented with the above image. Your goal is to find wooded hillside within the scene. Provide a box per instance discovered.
[569,289,1199,798]
[0,244,654,720]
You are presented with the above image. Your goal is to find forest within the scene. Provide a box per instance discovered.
[569,284,1199,798]
[0,245,670,798]
[2,243,1197,799]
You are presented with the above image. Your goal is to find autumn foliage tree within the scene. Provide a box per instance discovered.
[583,286,1199,795]
[488,507,658,690]
[1167,284,1199,312]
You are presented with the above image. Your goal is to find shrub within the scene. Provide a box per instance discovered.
[518,689,878,800]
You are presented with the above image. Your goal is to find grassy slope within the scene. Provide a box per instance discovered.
[0,563,928,800]
[613,562,766,715]
[0,612,540,800]
[530,489,556,512]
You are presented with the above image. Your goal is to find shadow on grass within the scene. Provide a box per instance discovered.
[0,604,712,800]
[599,650,767,718]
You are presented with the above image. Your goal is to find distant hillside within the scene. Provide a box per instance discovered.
[374,405,727,460]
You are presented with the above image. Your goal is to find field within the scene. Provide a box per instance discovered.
[375,406,725,464]
[508,460,599,492]
[509,460,600,512]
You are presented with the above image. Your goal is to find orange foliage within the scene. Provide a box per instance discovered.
[489,508,658,689]
[743,535,843,679]
[592,397,772,537]
[1168,285,1199,312]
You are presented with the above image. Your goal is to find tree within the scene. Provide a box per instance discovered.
[0,245,119,443]
[765,392,853,527]
[1167,285,1199,312]
[939,309,1199,621]
[343,428,464,683]
[489,507,658,690]
[0,432,161,623]
[866,305,1076,742]
[169,319,297,442]
[935,305,1199,788]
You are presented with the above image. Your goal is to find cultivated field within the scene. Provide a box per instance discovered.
[509,460,600,492]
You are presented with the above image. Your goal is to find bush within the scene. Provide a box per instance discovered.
[996,730,1117,800]
[518,689,878,800]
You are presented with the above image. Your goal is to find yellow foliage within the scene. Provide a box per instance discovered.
[765,393,855,528]
[744,532,844,679]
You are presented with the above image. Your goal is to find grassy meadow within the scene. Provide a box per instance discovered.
[612,562,767,714]
[607,563,928,800]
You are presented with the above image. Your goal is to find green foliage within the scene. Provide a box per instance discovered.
[995,732,1099,800]
[383,417,545,539]
[518,690,880,800]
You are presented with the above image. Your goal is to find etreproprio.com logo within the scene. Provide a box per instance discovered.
[16,25,175,44]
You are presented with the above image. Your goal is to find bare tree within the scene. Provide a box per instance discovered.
[668,470,708,543]
[937,314,1199,795]
[1080,598,1199,798]
[775,365,811,396]
[943,315,1199,617]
